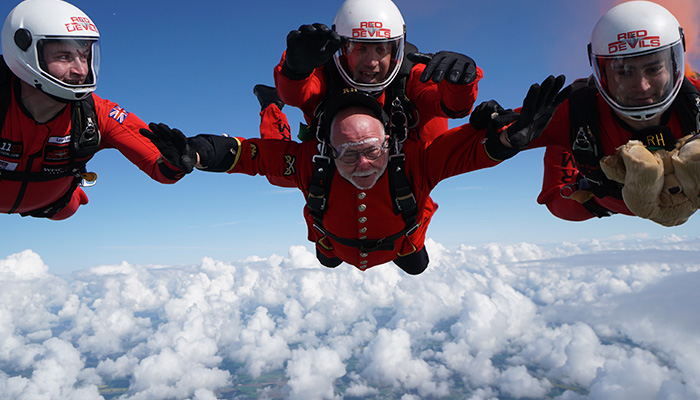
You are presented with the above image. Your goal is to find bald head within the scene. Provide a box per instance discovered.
[329,106,385,148]
[328,105,389,190]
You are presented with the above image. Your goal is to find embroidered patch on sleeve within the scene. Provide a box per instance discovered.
[109,106,129,124]
[284,154,296,176]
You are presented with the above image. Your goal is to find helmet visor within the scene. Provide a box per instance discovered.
[592,41,684,118]
[334,37,404,91]
[37,38,100,88]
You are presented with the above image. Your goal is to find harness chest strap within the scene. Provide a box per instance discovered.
[307,144,419,254]
[307,154,333,220]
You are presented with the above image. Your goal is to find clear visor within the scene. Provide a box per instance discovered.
[334,37,404,91]
[37,38,100,88]
[592,41,684,119]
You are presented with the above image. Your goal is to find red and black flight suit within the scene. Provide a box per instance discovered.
[0,77,183,220]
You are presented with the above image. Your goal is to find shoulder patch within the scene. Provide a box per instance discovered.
[108,105,129,124]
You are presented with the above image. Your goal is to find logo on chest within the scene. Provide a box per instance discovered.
[44,136,72,162]
[0,139,22,159]
[45,146,71,162]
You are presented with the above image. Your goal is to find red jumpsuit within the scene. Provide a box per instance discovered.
[261,53,483,188]
[530,76,700,221]
[227,123,500,270]
[0,77,183,220]
[271,52,483,143]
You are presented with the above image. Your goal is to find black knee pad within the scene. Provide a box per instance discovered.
[393,247,429,275]
[316,248,342,268]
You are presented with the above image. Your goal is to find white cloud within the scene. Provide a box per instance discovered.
[230,306,291,377]
[498,365,551,398]
[361,328,450,397]
[584,350,677,400]
[0,249,49,280]
[0,235,698,398]
[0,338,103,400]
[286,347,345,400]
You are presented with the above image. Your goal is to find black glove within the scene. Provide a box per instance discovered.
[407,51,477,85]
[187,134,238,172]
[469,100,507,130]
[140,123,197,174]
[506,74,570,149]
[283,23,345,79]
[477,75,570,160]
[141,123,239,173]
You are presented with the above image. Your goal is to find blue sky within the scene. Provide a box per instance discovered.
[2,0,699,276]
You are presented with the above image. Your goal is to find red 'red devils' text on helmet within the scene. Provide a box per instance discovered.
[589,1,685,121]
[332,0,405,93]
[2,0,100,100]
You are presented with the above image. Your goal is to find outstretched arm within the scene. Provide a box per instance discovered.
[406,51,482,119]
[470,75,571,161]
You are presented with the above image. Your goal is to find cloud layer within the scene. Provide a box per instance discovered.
[1,235,699,399]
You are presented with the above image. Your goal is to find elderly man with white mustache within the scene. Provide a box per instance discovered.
[141,76,569,275]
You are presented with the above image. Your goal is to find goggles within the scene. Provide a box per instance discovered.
[331,137,389,164]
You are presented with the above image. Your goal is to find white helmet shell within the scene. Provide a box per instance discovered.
[589,0,685,121]
[332,0,406,93]
[2,0,100,100]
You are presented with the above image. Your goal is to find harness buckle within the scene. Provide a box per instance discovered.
[561,177,596,204]
[405,222,421,237]
[312,154,331,165]
[389,152,405,165]
[316,136,330,157]
[395,193,415,212]
[572,125,597,157]
[308,194,327,211]
[83,117,97,142]
[314,110,326,142]
[390,97,408,144]
[313,223,327,235]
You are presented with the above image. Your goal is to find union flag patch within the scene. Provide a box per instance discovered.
[109,106,129,124]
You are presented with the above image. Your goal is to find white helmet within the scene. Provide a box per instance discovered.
[588,0,685,122]
[332,0,405,93]
[2,0,100,100]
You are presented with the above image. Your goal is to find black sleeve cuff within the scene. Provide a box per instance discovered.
[157,159,185,180]
[189,134,238,172]
[483,129,520,161]
[440,101,470,119]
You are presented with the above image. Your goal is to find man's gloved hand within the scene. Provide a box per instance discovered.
[469,100,508,130]
[476,75,570,160]
[506,74,570,149]
[283,23,345,78]
[407,51,477,85]
[140,123,197,174]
